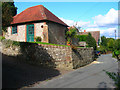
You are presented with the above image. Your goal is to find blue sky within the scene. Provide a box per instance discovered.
[14,2,119,38]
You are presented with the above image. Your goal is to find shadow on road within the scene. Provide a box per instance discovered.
[2,53,60,89]
[97,82,107,89]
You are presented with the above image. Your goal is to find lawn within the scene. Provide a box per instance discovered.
[31,41,70,47]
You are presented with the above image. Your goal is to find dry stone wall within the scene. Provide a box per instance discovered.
[0,40,21,56]
[34,44,73,68]
[1,40,94,69]
[72,48,94,69]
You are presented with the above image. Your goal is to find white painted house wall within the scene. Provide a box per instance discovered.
[35,22,45,42]
[5,26,18,41]
[5,22,46,42]
[17,25,26,42]
[5,25,26,42]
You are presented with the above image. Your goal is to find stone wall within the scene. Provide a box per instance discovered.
[34,44,73,68]
[1,40,94,69]
[0,40,21,56]
[34,44,94,69]
[47,21,67,45]
[72,48,94,69]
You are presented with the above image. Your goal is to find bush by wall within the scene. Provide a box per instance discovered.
[78,35,88,42]
[0,36,5,41]
[34,36,42,42]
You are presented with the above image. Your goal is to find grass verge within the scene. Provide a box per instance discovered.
[31,41,70,47]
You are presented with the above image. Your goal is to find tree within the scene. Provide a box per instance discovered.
[113,39,120,50]
[107,38,114,51]
[2,2,17,32]
[86,33,97,50]
[97,45,107,54]
[66,26,78,45]
[113,39,120,61]
[101,36,107,47]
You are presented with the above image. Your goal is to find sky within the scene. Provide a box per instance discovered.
[14,2,119,38]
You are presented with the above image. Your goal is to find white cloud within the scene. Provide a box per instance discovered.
[86,28,100,32]
[76,21,91,27]
[59,17,90,27]
[60,8,118,28]
[59,8,119,38]
[87,24,98,28]
[86,28,117,38]
[59,17,75,26]
[93,8,118,27]
[100,28,117,37]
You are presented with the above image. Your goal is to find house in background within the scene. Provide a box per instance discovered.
[80,30,100,46]
[5,5,68,45]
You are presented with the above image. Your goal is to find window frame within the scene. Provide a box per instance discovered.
[12,25,17,34]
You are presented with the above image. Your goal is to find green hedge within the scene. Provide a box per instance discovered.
[78,35,88,41]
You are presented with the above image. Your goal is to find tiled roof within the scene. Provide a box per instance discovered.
[80,31,100,42]
[11,5,68,26]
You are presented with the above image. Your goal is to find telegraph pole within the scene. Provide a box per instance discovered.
[115,29,116,40]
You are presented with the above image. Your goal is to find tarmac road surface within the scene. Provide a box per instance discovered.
[32,54,118,88]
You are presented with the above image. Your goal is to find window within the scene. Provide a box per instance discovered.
[12,25,17,34]
[41,25,43,28]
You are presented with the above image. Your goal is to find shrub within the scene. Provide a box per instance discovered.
[2,39,13,48]
[101,36,107,47]
[107,39,114,51]
[66,26,78,45]
[112,51,116,57]
[12,41,20,46]
[78,35,88,41]
[97,45,107,54]
[1,39,20,48]
[112,39,120,60]
[86,33,97,50]
[0,36,5,41]
[114,39,120,50]
[114,50,120,56]
[35,36,42,42]
[113,50,120,61]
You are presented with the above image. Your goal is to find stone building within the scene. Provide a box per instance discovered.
[5,5,68,45]
[80,30,100,46]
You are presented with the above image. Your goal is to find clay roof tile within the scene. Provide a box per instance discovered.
[11,5,68,26]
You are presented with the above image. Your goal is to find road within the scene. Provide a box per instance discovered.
[32,54,118,88]
[2,53,61,89]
